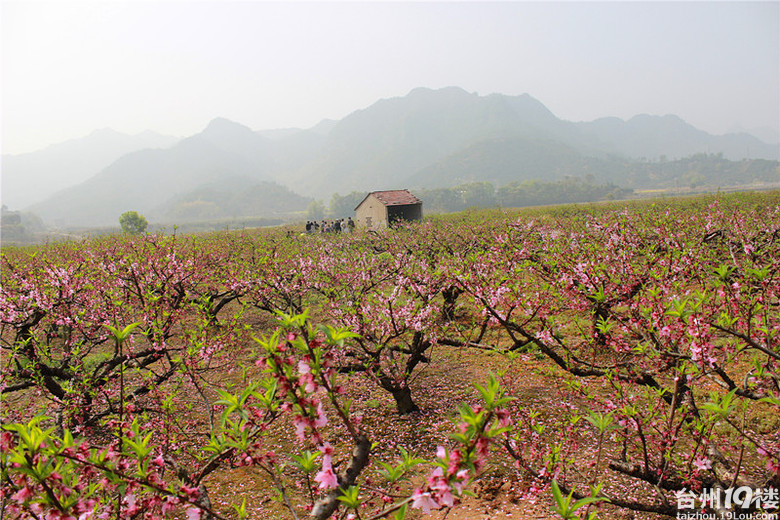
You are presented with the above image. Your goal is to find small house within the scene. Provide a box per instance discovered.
[354,189,423,229]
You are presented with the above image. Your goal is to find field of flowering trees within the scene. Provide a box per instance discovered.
[1,192,779,520]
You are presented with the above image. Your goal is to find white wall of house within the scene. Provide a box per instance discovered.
[355,194,388,229]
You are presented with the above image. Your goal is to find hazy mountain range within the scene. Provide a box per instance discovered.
[2,86,778,229]
[2,129,179,209]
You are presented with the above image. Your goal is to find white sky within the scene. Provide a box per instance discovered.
[2,1,779,154]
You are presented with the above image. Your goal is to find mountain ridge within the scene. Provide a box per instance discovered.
[6,87,779,228]
[1,129,180,209]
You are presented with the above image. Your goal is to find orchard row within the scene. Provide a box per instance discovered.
[1,193,779,519]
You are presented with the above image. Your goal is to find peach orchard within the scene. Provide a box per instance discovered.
[1,193,778,519]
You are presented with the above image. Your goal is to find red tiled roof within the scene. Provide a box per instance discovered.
[368,190,422,207]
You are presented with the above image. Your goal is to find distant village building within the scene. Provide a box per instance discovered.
[354,189,423,229]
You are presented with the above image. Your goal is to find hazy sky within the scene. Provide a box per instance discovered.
[2,1,779,154]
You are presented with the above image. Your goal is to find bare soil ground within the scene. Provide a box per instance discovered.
[199,332,667,520]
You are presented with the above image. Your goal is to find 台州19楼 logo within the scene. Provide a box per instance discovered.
[675,486,778,519]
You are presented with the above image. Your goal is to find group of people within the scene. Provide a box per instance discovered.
[305,217,355,234]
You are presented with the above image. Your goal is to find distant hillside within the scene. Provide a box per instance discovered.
[622,154,780,189]
[579,114,777,160]
[415,178,632,213]
[271,87,777,196]
[279,87,596,196]
[406,141,778,191]
[1,129,178,210]
[29,122,275,228]
[406,137,617,188]
[15,87,779,229]
[0,205,46,245]
[151,176,312,222]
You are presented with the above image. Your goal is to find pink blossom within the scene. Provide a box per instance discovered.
[11,486,33,503]
[162,497,180,514]
[693,457,711,472]
[314,451,339,489]
[122,494,139,516]
[446,449,462,476]
[185,507,201,520]
[474,437,489,470]
[453,469,470,494]
[152,453,165,468]
[300,373,317,393]
[427,466,444,486]
[313,402,328,428]
[292,415,308,442]
[179,484,201,499]
[411,489,440,514]
[314,464,339,490]
[320,442,334,457]
[73,499,96,515]
[0,431,13,449]
[534,329,554,344]
[434,486,455,508]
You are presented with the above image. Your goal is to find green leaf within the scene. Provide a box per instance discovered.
[391,503,408,520]
[759,396,780,407]
[105,322,141,342]
[551,479,564,505]
[714,264,735,282]
[336,485,362,509]
[584,411,618,434]
[290,450,320,473]
[233,498,248,519]
[571,495,610,510]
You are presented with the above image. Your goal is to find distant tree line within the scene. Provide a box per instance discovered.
[419,178,631,213]
[308,153,778,220]
[1,205,45,245]
[328,192,369,217]
[316,178,631,218]
[165,181,312,222]
[624,153,779,189]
